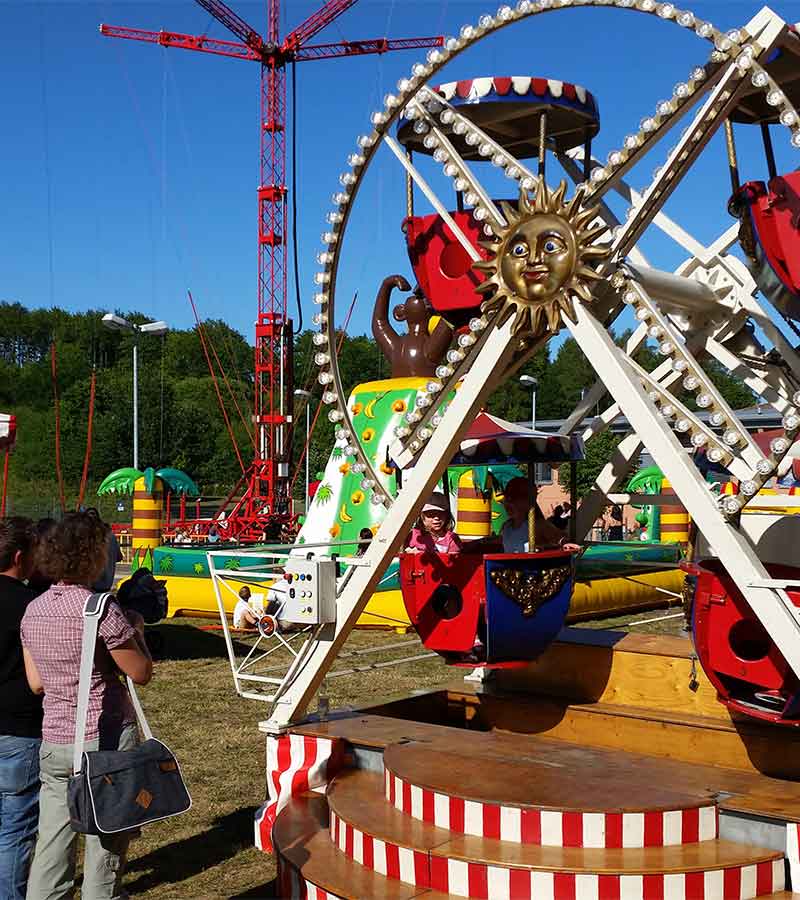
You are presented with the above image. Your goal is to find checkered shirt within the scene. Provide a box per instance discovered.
[21,583,136,744]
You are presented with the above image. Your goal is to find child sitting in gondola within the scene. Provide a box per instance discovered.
[405,492,462,555]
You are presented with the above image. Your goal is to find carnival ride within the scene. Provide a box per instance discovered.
[202,3,800,895]
[206,0,800,729]
[0,413,16,517]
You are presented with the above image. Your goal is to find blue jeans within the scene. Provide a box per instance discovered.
[0,735,41,900]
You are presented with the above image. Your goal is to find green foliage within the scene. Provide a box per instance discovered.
[192,562,205,575]
[559,431,624,500]
[223,558,241,571]
[158,555,174,574]
[2,301,758,515]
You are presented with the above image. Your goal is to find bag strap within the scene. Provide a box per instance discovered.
[73,593,153,774]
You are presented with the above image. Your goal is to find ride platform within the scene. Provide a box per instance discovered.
[270,627,800,898]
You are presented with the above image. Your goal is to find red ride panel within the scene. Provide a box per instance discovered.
[691,559,800,724]
[404,211,490,313]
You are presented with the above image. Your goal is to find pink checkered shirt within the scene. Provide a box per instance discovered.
[21,583,136,744]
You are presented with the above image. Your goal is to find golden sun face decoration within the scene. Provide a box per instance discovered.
[475,180,612,337]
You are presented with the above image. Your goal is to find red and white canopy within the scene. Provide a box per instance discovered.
[455,412,584,464]
[0,414,16,452]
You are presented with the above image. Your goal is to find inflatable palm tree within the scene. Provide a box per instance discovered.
[98,466,199,571]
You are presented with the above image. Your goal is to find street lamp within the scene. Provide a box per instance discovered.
[294,389,312,508]
[101,313,169,470]
[519,375,538,430]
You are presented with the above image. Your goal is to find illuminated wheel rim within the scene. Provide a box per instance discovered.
[310,0,800,520]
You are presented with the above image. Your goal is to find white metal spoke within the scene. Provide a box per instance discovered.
[409,96,506,232]
[625,280,766,469]
[611,64,749,261]
[384,135,480,263]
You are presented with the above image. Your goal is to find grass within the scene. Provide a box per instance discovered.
[121,619,448,899]
[116,603,685,899]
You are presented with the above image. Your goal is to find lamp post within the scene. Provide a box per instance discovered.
[519,375,539,430]
[294,389,312,509]
[101,314,169,470]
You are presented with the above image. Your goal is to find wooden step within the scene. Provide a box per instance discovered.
[292,713,800,826]
[383,741,717,847]
[272,791,449,899]
[327,770,785,898]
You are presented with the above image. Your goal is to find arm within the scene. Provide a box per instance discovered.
[372,275,409,362]
[22,648,44,695]
[425,317,454,366]
[110,639,153,685]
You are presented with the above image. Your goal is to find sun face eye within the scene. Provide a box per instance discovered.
[543,235,566,254]
[510,241,528,258]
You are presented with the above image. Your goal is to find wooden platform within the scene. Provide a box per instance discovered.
[271,629,800,897]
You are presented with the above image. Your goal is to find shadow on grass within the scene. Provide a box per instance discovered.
[147,622,254,661]
[230,879,279,898]
[124,807,258,893]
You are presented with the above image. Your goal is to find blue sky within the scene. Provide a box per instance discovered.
[3,0,800,342]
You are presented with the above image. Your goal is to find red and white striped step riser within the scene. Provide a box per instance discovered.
[384,768,719,849]
[329,811,785,899]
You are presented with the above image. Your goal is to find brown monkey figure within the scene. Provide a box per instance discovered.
[372,275,452,378]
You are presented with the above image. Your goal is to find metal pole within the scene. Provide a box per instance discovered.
[132,338,139,470]
[531,387,537,431]
[305,402,310,510]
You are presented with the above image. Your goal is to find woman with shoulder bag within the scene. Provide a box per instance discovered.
[20,511,152,900]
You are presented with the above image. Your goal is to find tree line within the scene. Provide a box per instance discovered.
[1,301,754,518]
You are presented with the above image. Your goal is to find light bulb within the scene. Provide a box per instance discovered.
[418,427,432,441]
[709,412,725,427]
[343,444,356,456]
[318,371,333,385]
[394,425,410,438]
[361,478,375,490]
[447,349,464,364]
[676,419,691,432]
[659,342,674,356]
[415,394,432,408]
[783,414,800,431]
[322,391,337,405]
[756,459,773,475]
[436,365,453,379]
[371,493,385,506]
[723,430,740,446]
[426,381,442,394]
[661,404,675,418]
[469,317,487,331]
[683,375,699,390]
[314,271,330,285]
[328,410,343,423]
[696,393,712,408]
[691,432,708,448]
[326,211,343,224]
[314,352,330,366]
[723,496,741,515]
[672,359,688,373]
[312,293,327,306]
[751,70,769,88]
[648,325,663,339]
[458,333,476,348]
[771,437,790,454]
[440,109,455,125]
[312,333,327,346]
[673,82,690,100]
[352,462,366,474]
[741,480,758,496]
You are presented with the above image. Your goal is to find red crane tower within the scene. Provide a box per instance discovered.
[101,1,442,541]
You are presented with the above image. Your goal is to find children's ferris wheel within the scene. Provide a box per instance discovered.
[230,1,800,734]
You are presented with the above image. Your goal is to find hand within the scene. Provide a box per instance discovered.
[124,609,146,636]
[561,542,582,552]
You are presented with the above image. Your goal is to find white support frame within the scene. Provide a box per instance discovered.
[261,318,518,732]
[565,304,800,677]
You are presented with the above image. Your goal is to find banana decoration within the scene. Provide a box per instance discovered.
[363,392,388,420]
[339,503,353,524]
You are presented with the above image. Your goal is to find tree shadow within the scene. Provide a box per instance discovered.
[147,622,254,661]
[229,879,279,898]
[124,808,257,893]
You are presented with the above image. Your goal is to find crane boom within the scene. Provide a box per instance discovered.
[98,25,260,62]
[193,0,264,52]
[295,35,444,62]
[283,0,357,51]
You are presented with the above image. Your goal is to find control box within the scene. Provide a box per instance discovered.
[271,557,338,625]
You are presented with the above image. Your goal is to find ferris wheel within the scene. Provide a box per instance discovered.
[229,1,800,733]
